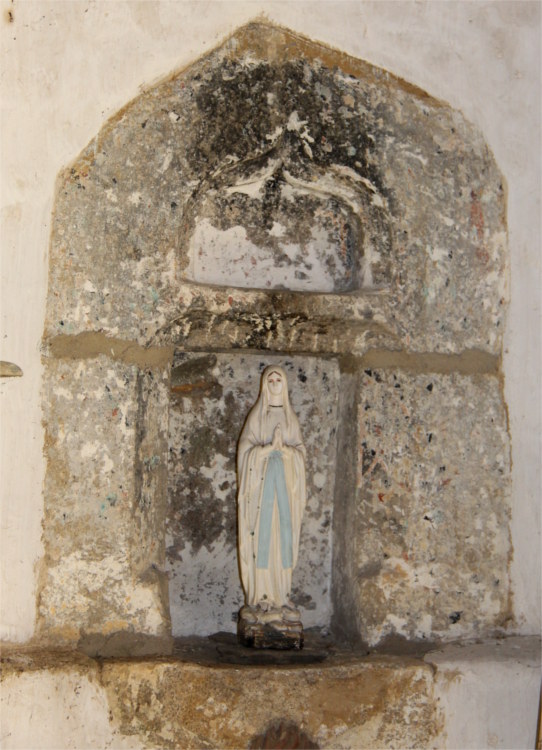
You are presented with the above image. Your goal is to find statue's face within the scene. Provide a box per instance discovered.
[267,370,284,398]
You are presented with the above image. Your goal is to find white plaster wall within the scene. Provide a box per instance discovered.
[429,637,541,749]
[1,1,540,642]
[1,668,140,749]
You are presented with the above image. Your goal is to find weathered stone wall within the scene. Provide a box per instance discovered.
[38,21,511,651]
[39,354,172,654]
[334,366,511,647]
[1,644,443,750]
[44,24,507,359]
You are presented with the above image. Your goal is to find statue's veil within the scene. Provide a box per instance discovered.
[246,365,298,445]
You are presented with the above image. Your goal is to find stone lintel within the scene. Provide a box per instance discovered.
[45,330,501,376]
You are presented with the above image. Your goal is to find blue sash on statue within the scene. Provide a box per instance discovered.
[256,450,293,569]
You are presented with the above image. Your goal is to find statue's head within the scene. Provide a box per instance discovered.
[266,369,284,398]
[260,365,290,410]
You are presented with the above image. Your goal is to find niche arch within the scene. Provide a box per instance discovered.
[39,21,511,655]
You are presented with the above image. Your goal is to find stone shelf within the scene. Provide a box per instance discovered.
[1,636,539,749]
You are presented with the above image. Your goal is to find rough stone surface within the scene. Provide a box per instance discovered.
[38,356,172,650]
[2,637,539,750]
[44,22,507,357]
[1,642,441,749]
[333,369,512,646]
[167,353,339,636]
[38,21,511,649]
[100,648,440,749]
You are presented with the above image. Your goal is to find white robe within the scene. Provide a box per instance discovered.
[237,402,306,609]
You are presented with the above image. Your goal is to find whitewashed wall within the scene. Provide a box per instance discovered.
[1,0,539,642]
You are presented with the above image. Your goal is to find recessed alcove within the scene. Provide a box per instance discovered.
[166,351,340,636]
[38,21,512,663]
[181,156,392,293]
[4,4,541,748]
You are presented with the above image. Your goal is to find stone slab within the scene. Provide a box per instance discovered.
[99,644,441,749]
[333,369,512,647]
[2,637,538,749]
[38,356,171,649]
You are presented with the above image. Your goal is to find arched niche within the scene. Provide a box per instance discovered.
[39,21,511,655]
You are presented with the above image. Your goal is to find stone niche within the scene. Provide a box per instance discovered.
[39,22,511,655]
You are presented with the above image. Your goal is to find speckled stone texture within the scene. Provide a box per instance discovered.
[39,356,172,652]
[333,369,511,647]
[39,21,511,651]
[44,22,506,358]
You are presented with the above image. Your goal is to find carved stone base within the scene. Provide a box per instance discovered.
[238,607,304,650]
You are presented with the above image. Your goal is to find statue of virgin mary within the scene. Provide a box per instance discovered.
[237,366,306,639]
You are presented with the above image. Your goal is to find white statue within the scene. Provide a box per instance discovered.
[237,365,306,646]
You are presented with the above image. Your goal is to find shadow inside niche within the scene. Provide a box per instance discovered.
[173,631,334,666]
[77,629,439,662]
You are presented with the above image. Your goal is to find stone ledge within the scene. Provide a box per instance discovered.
[1,636,539,749]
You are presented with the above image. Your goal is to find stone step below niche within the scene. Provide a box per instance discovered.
[1,637,539,749]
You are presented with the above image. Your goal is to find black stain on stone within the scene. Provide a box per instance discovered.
[167,359,247,556]
[291,588,316,611]
[449,611,462,624]
[361,442,376,474]
[174,55,393,291]
[168,423,224,554]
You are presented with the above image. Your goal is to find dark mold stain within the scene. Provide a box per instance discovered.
[167,422,224,554]
[291,589,317,611]
[360,442,377,474]
[167,357,246,556]
[191,59,381,184]
[172,54,393,290]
